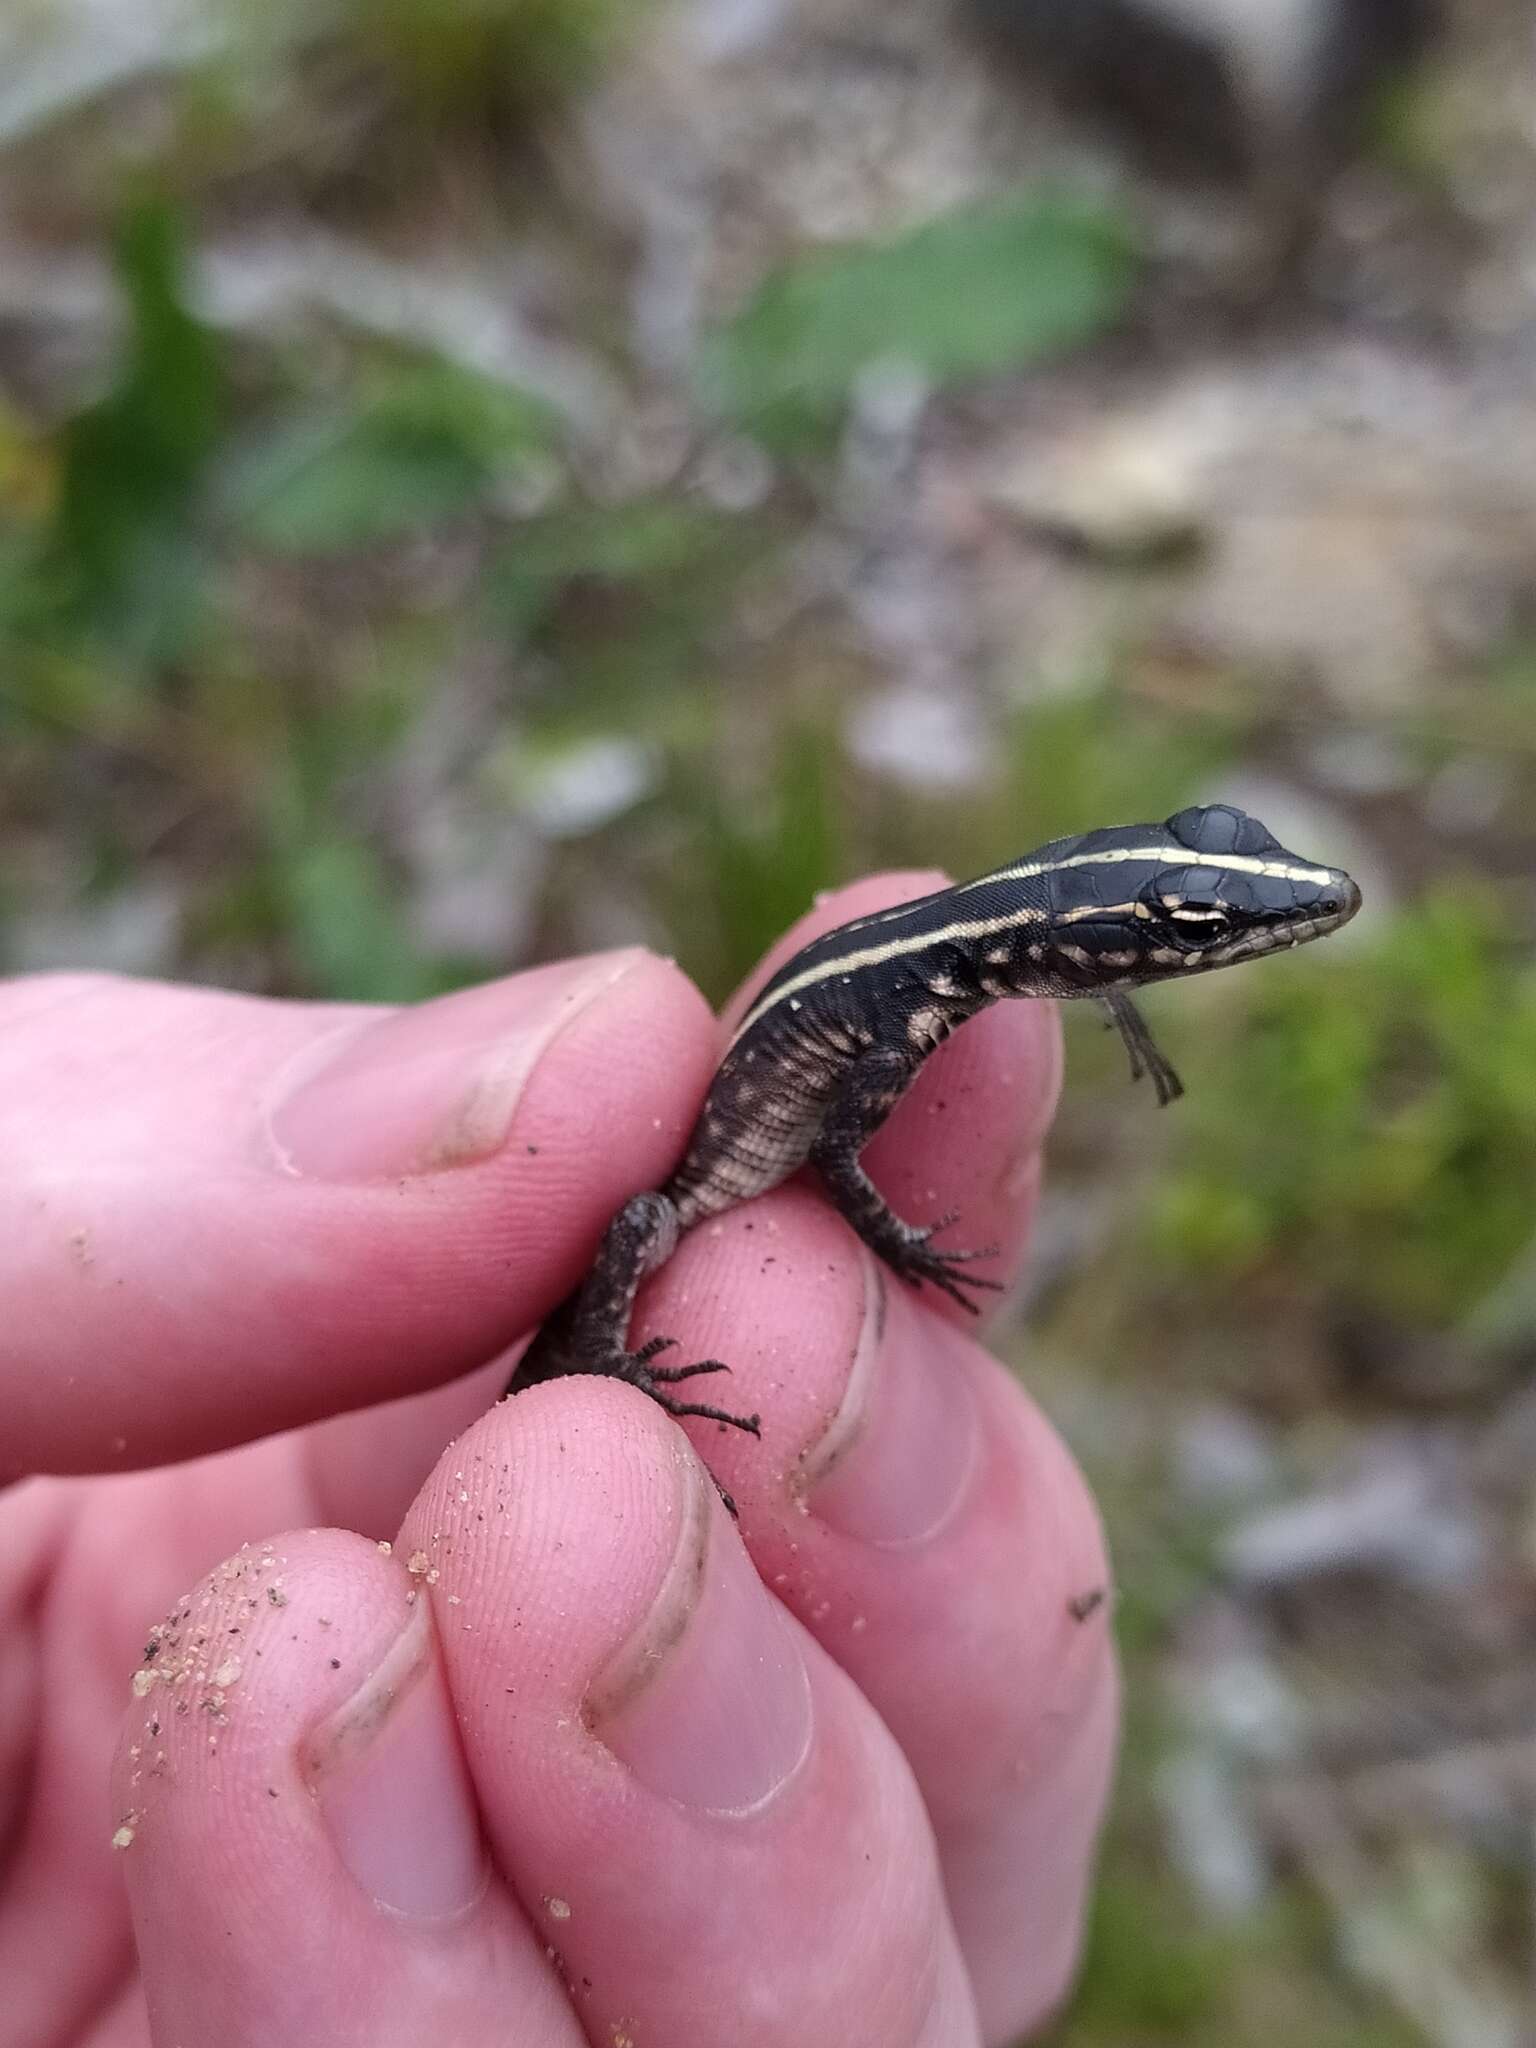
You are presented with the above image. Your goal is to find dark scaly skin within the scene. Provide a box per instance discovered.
[507,806,1361,1450]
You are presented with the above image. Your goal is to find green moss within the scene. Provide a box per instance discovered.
[16,198,225,671]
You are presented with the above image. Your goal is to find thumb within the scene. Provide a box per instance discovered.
[2,956,714,1480]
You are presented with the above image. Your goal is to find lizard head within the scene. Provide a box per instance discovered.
[1034,803,1360,990]
[1130,805,1361,973]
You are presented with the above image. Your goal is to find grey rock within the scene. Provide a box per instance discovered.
[986,405,1210,561]
[1175,1402,1282,1507]
[8,875,182,979]
[847,681,988,792]
[1157,1746,1272,1914]
[1222,1435,1487,1592]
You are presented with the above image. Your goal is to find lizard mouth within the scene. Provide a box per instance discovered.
[1204,875,1362,965]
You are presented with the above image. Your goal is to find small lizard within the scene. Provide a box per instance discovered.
[507,804,1360,1440]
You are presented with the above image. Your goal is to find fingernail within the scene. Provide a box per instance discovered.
[268,953,642,1179]
[998,1141,1044,1214]
[591,1461,813,1815]
[802,1248,980,1546]
[304,1596,486,1919]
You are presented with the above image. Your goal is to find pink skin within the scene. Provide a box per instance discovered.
[0,874,1116,2048]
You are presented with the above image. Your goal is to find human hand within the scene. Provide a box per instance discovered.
[0,873,1115,2048]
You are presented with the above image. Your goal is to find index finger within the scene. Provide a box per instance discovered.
[2,953,717,1479]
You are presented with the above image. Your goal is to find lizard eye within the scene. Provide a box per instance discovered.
[1166,904,1231,926]
[1146,867,1235,941]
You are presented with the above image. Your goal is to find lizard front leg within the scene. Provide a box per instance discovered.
[809,1046,1003,1314]
[508,1192,761,1437]
[1103,992,1183,1105]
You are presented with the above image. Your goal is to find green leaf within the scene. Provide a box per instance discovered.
[282,838,436,1002]
[42,198,224,660]
[231,357,558,554]
[501,502,732,585]
[702,189,1139,442]
[240,417,488,552]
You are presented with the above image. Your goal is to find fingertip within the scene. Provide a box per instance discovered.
[626,1195,1116,2036]
[401,1375,961,2044]
[266,947,712,1184]
[113,1526,573,2041]
[111,1526,415,1853]
[408,1373,700,1689]
[861,987,1063,1284]
[632,1188,867,1513]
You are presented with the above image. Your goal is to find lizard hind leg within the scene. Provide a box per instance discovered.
[809,1047,1004,1314]
[509,1192,761,1438]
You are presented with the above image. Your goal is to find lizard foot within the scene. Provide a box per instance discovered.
[620,1337,758,1519]
[880,1212,1004,1315]
[620,1336,762,1437]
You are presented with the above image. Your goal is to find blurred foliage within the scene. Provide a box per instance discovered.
[667,711,850,998]
[227,356,559,554]
[1363,64,1463,189]
[11,200,224,672]
[278,837,440,1001]
[330,0,645,108]
[209,0,649,140]
[998,683,1246,849]
[1061,1868,1235,2036]
[1052,1868,1423,2048]
[1151,886,1536,1330]
[703,191,1140,444]
[489,498,768,664]
[0,4,1531,2019]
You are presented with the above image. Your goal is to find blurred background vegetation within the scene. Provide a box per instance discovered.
[3,0,1534,2039]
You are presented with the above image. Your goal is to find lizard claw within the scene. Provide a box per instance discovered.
[631,1334,677,1366]
[618,1342,761,1437]
[883,1215,1004,1314]
[648,1357,733,1385]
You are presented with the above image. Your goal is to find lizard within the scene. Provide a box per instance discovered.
[506,803,1360,1444]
